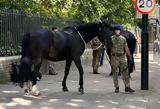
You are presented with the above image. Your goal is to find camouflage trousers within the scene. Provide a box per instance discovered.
[92,46,103,72]
[111,55,130,88]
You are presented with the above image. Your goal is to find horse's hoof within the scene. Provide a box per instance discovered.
[24,89,29,94]
[31,91,41,96]
[62,87,69,92]
[78,88,84,94]
[35,92,41,96]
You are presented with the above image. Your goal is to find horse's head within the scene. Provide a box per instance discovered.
[98,21,114,48]
[65,22,113,48]
[10,57,32,88]
[10,62,20,83]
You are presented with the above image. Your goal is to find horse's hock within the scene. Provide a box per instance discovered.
[0,56,20,83]
[0,49,93,83]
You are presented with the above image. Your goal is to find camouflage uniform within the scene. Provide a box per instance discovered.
[111,35,130,88]
[91,37,103,73]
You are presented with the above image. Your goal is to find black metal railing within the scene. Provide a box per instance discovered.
[0,10,80,56]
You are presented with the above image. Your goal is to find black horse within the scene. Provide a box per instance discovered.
[10,22,136,95]
[11,22,111,95]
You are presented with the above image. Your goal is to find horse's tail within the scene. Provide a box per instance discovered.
[129,32,136,73]
[21,33,30,59]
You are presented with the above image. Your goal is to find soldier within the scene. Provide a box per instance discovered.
[90,37,103,74]
[48,27,58,75]
[111,24,135,93]
[100,16,119,76]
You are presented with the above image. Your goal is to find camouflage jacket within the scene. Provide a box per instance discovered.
[90,37,102,50]
[111,35,127,54]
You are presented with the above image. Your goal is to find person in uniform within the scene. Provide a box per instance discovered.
[90,37,103,74]
[48,27,58,75]
[111,24,135,93]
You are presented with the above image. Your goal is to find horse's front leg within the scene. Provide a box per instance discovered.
[73,57,84,94]
[24,80,40,96]
[33,58,42,81]
[30,75,41,96]
[62,59,72,92]
[31,82,41,96]
[24,81,32,95]
[24,78,40,96]
[29,58,42,96]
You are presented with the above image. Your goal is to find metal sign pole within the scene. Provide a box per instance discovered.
[141,14,149,90]
[156,19,159,39]
[158,6,160,40]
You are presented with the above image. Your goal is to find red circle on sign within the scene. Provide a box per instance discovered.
[135,0,156,14]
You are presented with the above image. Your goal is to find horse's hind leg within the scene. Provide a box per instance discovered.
[62,59,72,92]
[73,57,84,94]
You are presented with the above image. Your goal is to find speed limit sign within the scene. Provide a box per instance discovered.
[135,0,156,14]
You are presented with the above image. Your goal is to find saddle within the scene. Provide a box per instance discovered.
[49,30,73,58]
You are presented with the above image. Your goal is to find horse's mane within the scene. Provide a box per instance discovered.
[63,22,113,32]
[76,23,100,31]
[62,23,100,35]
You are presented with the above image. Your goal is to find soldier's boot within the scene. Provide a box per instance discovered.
[125,87,135,93]
[93,68,100,74]
[109,72,113,76]
[49,65,58,75]
[93,71,100,74]
[115,87,119,93]
[118,72,121,76]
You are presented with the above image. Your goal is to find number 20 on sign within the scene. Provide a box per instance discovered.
[135,0,156,14]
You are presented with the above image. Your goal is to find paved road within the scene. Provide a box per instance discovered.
[0,54,160,109]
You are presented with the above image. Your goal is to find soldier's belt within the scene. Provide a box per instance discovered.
[112,53,124,57]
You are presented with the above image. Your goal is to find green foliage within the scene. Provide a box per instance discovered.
[0,0,137,56]
[157,0,160,5]
[0,46,21,56]
[68,0,135,25]
[0,0,136,25]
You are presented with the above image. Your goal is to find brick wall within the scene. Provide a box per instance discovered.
[0,49,93,83]
[0,56,20,82]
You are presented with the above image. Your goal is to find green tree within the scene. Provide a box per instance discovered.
[0,0,136,25]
